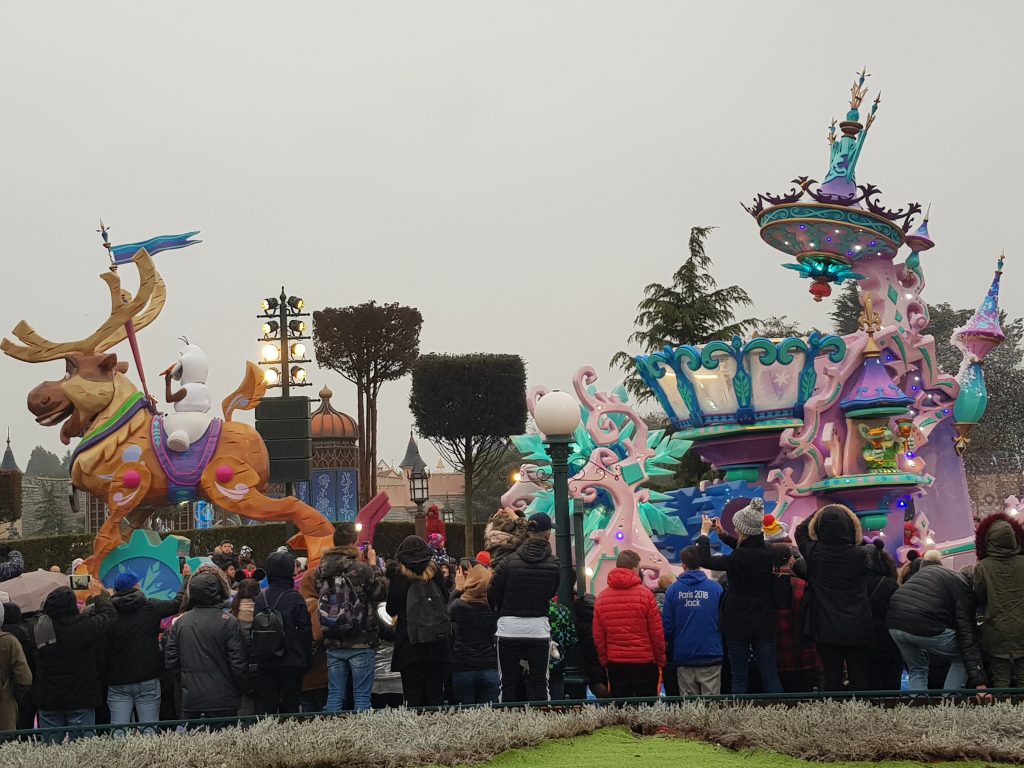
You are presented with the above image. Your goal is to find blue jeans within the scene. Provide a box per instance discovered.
[326,647,376,713]
[107,678,162,735]
[889,627,966,690]
[37,709,95,744]
[726,635,783,694]
[452,669,500,705]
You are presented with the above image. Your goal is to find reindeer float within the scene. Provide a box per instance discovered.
[2,247,336,575]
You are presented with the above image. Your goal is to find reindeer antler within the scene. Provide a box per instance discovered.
[95,272,167,352]
[1,248,164,363]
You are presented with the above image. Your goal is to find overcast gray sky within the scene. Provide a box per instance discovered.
[1,1,1019,474]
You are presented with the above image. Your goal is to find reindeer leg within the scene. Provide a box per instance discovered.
[82,462,153,577]
[200,457,336,567]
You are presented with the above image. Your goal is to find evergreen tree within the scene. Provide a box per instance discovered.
[612,227,756,400]
[60,449,72,475]
[25,446,65,478]
[33,481,73,535]
[830,282,862,335]
[749,315,808,339]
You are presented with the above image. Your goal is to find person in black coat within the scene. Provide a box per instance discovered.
[794,504,873,692]
[105,570,184,731]
[488,513,560,703]
[696,499,782,694]
[34,584,116,742]
[164,570,247,720]
[255,550,312,714]
[864,539,903,690]
[449,564,499,704]
[2,603,35,731]
[386,535,450,707]
[573,593,608,697]
[886,552,987,692]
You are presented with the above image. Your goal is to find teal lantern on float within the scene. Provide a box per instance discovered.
[951,254,1006,456]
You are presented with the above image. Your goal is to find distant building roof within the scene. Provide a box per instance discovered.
[398,432,427,474]
[0,434,20,474]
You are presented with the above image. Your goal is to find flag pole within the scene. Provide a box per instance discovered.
[98,220,155,408]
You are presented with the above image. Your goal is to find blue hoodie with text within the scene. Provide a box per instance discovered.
[662,570,723,667]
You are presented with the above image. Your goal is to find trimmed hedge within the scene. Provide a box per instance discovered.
[15,522,491,571]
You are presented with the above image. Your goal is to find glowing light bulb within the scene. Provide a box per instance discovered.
[264,368,280,386]
[262,343,280,362]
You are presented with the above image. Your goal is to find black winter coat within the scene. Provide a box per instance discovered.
[696,533,775,638]
[488,538,560,618]
[886,562,986,687]
[795,507,873,646]
[107,586,183,685]
[386,562,451,672]
[449,598,498,672]
[2,605,34,676]
[164,572,247,712]
[259,552,313,670]
[573,593,605,686]
[34,589,116,712]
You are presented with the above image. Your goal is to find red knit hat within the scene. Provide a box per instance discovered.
[475,550,492,567]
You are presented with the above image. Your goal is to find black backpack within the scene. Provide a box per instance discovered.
[405,578,450,644]
[251,592,286,659]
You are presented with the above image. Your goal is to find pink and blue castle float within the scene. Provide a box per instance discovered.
[503,70,1006,593]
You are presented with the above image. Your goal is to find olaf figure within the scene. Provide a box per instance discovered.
[163,340,214,452]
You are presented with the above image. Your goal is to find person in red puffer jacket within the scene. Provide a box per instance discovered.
[593,550,666,697]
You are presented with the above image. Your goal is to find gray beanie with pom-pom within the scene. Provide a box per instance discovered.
[732,497,766,537]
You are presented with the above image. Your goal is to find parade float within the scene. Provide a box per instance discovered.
[2,229,338,580]
[504,71,1005,589]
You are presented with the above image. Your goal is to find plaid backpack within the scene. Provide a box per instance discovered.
[317,572,366,639]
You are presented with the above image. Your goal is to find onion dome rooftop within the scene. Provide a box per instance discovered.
[310,386,358,441]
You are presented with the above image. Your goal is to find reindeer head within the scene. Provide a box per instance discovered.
[3,250,165,444]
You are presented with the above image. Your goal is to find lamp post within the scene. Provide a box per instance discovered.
[534,391,583,610]
[257,288,312,500]
[409,468,431,539]
[258,288,312,399]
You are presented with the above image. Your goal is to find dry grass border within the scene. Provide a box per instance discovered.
[1,700,1022,768]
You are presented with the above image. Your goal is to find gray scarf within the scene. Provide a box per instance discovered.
[34,615,57,650]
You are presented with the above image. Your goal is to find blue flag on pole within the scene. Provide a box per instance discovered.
[110,232,201,264]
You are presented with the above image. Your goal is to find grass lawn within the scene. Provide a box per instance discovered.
[468,728,998,768]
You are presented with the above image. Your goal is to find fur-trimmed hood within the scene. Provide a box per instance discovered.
[399,560,438,584]
[808,503,862,546]
[976,512,1024,560]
